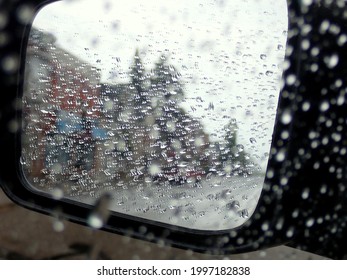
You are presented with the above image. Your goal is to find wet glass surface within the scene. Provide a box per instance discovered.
[22,0,287,230]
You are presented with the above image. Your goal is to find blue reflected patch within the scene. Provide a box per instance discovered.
[92,127,108,140]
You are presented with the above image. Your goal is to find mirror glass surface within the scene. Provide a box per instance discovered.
[22,0,288,230]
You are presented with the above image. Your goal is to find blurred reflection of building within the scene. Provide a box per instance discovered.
[23,28,102,179]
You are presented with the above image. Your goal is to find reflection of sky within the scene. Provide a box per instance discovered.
[32,0,288,170]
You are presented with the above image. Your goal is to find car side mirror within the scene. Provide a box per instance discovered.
[1,0,347,258]
[22,0,287,233]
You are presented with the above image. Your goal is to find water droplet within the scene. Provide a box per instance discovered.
[260,54,267,60]
[302,101,311,111]
[302,188,310,199]
[226,200,240,210]
[280,130,289,140]
[249,137,256,144]
[320,101,330,112]
[306,218,315,227]
[87,214,103,229]
[198,211,206,217]
[324,54,339,69]
[16,4,34,24]
[148,164,161,175]
[286,227,294,238]
[1,55,18,73]
[275,149,285,162]
[286,74,296,86]
[301,39,310,50]
[52,188,64,200]
[238,209,249,219]
[266,169,274,179]
[302,0,313,6]
[236,144,244,152]
[177,162,188,168]
[261,222,269,231]
[19,156,27,165]
[281,110,292,125]
[338,34,347,46]
[53,220,64,232]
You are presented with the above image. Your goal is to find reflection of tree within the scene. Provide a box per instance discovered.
[103,51,254,181]
[219,119,251,175]
[111,52,210,179]
[149,55,185,161]
[150,55,184,102]
[130,49,149,120]
[149,56,212,174]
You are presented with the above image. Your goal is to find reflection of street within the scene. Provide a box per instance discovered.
[71,174,264,231]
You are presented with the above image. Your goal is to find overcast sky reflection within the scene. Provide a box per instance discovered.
[32,0,288,169]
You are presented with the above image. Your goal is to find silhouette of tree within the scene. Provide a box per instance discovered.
[150,55,184,104]
[108,51,212,180]
[222,119,249,174]
[129,49,149,120]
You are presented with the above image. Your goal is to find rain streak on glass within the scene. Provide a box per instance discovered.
[21,0,288,230]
